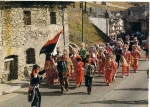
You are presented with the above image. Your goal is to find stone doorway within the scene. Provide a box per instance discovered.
[4,55,18,81]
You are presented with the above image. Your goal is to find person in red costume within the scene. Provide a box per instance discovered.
[143,38,149,60]
[104,54,116,86]
[131,45,141,73]
[75,56,84,87]
[121,46,132,77]
[97,50,106,76]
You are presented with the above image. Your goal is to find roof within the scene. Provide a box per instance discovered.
[121,6,149,22]
[0,1,75,8]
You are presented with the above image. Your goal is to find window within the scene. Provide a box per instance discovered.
[24,11,31,25]
[26,48,36,64]
[50,12,56,24]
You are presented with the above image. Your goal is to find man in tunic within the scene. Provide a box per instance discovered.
[79,42,87,60]
[57,55,69,93]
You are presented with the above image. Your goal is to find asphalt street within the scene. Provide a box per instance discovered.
[0,50,148,107]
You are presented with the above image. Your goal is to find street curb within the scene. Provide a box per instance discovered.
[0,83,29,96]
[3,86,21,94]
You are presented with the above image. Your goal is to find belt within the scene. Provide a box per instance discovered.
[30,85,39,88]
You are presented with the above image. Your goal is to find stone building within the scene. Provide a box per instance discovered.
[0,1,72,83]
[120,5,149,36]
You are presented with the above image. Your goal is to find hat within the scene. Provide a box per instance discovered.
[33,64,40,70]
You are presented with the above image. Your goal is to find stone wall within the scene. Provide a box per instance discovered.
[0,6,69,80]
[89,18,107,34]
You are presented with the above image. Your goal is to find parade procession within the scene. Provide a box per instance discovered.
[0,1,149,107]
[27,32,149,107]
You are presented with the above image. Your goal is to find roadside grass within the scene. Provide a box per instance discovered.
[68,2,135,48]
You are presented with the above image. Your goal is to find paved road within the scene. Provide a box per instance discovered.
[0,51,148,107]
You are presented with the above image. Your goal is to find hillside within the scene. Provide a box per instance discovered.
[67,7,104,48]
[67,2,135,48]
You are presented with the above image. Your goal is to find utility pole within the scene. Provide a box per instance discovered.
[79,2,84,42]
[82,2,84,42]
[62,3,65,48]
[85,1,86,12]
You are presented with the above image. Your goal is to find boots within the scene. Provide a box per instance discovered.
[88,87,91,95]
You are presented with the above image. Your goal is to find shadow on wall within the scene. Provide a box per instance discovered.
[92,24,110,43]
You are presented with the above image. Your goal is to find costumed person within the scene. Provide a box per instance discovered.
[63,49,72,87]
[131,45,141,73]
[143,38,149,60]
[121,46,131,77]
[109,35,115,46]
[52,55,59,84]
[84,57,95,95]
[105,43,113,54]
[79,42,87,60]
[69,53,75,80]
[97,50,106,76]
[134,40,141,56]
[111,55,117,82]
[114,41,122,68]
[117,37,124,45]
[89,46,96,56]
[124,35,131,45]
[55,46,61,62]
[124,35,131,51]
[91,52,97,73]
[75,56,84,87]
[28,64,45,107]
[89,46,97,72]
[104,54,116,86]
[57,55,69,93]
[70,48,80,81]
[56,46,61,56]
[44,54,57,86]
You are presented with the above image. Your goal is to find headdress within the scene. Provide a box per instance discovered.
[32,64,40,70]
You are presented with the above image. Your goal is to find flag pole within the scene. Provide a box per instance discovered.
[52,30,63,55]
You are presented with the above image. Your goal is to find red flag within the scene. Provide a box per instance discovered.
[40,30,63,54]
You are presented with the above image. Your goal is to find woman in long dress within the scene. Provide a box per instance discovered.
[75,56,84,87]
[44,54,58,86]
[29,64,45,107]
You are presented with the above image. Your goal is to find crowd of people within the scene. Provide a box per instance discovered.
[28,32,149,107]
